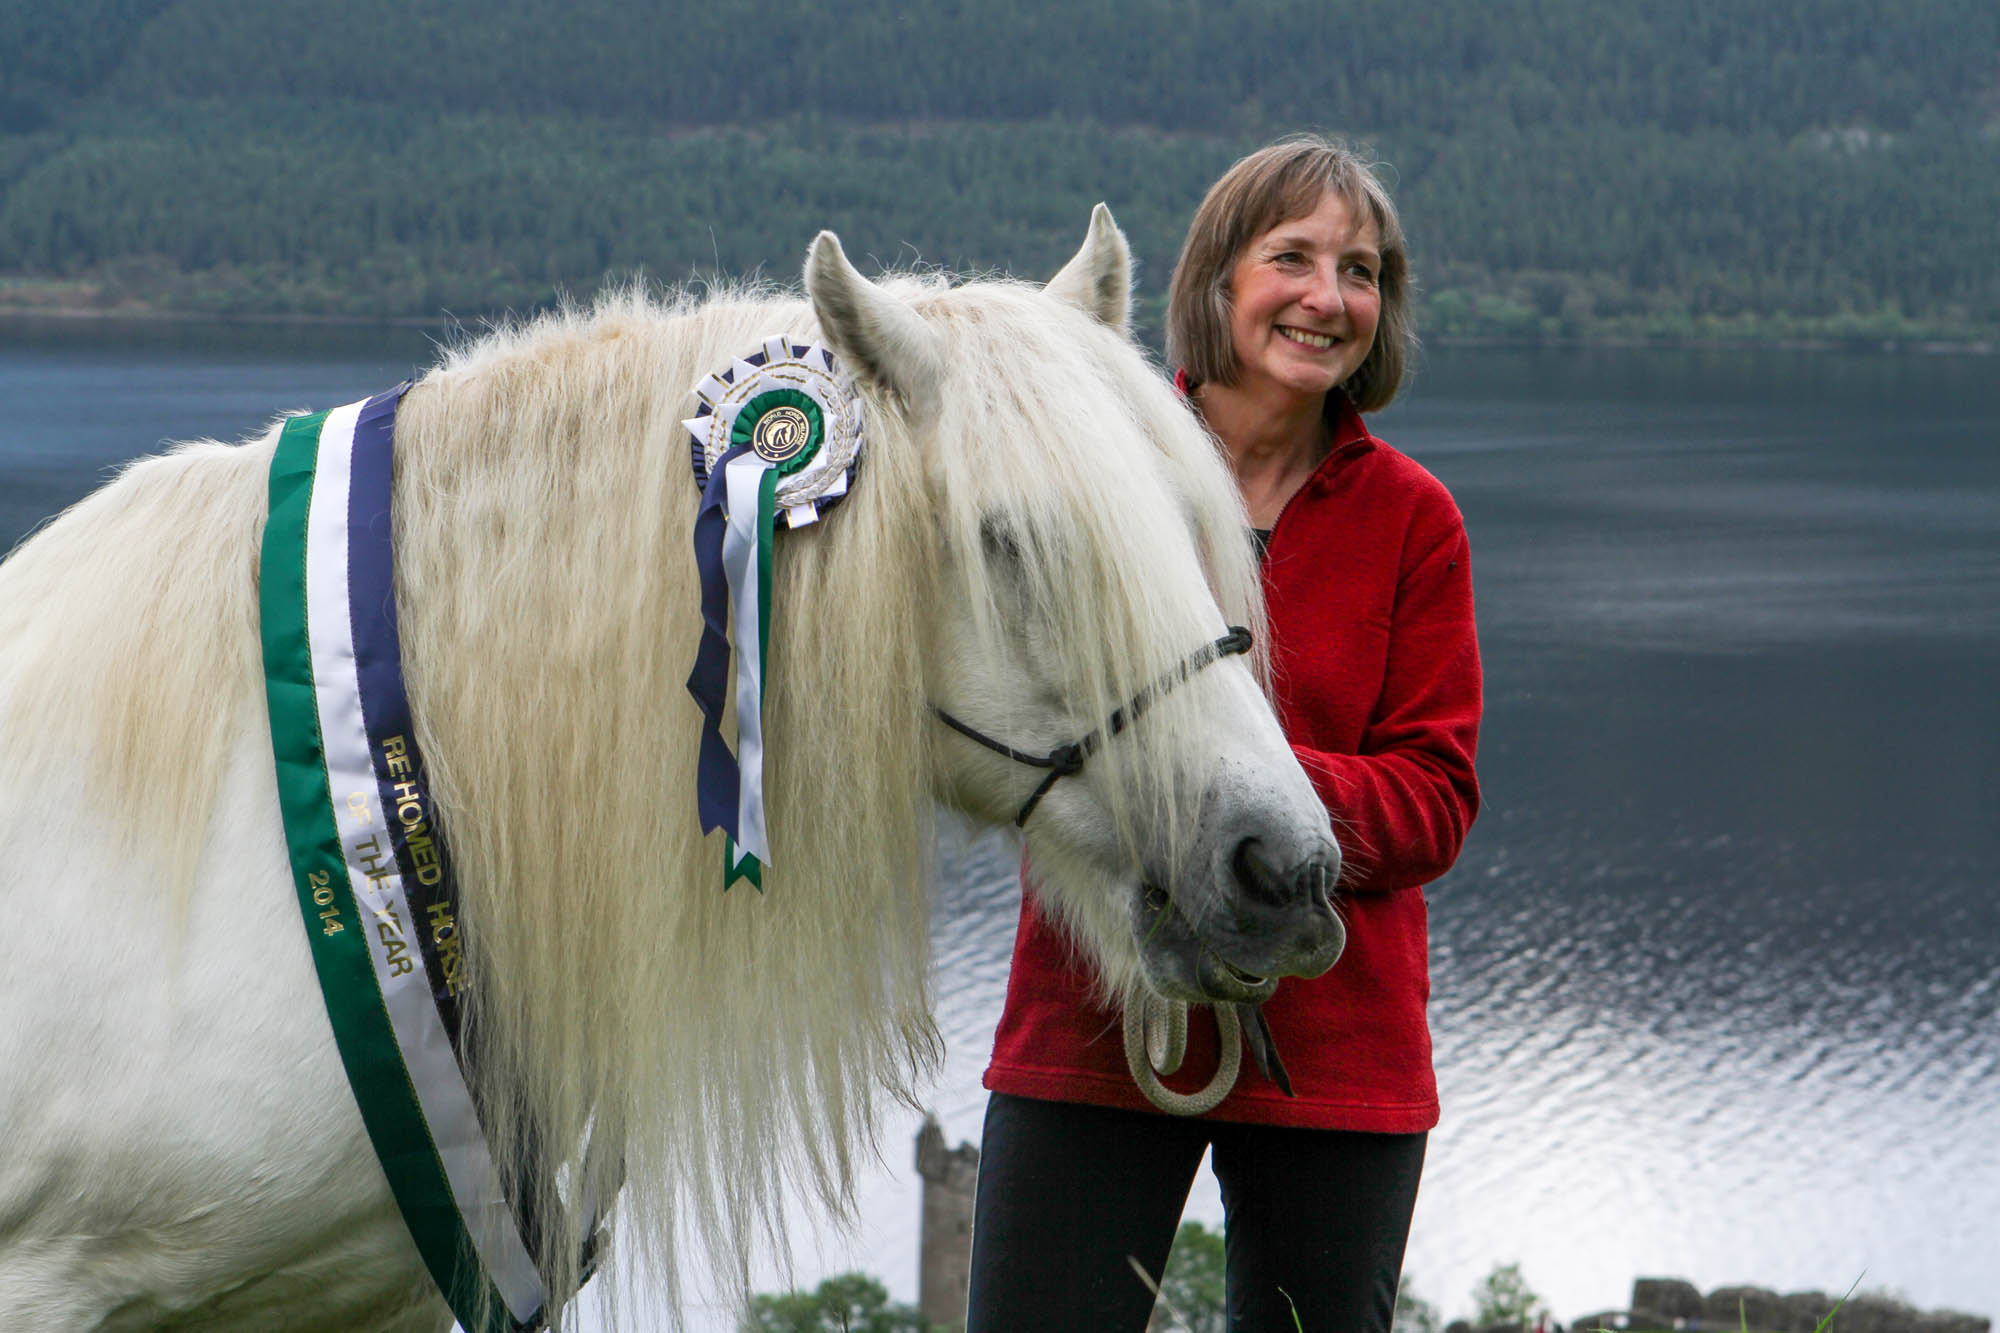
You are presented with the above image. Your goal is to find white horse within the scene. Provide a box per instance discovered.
[0,209,1342,1329]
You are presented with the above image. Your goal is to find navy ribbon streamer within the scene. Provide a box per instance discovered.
[686,444,751,844]
[345,383,474,1046]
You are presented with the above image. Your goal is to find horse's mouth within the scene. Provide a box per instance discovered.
[1138,881,1281,1004]
[1195,950,1279,1003]
[1213,957,1267,988]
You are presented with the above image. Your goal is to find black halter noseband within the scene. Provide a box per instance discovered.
[933,626,1254,827]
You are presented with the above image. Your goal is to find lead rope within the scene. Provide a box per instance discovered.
[1122,996,1241,1116]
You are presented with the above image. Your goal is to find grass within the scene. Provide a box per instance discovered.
[1123,1259,1306,1332]
[1131,1248,1863,1333]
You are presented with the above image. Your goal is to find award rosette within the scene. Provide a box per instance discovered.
[683,338,865,889]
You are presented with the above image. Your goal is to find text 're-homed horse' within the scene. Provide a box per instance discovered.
[0,209,1342,1329]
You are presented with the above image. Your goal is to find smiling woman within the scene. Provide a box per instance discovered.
[1207,187,1388,526]
[969,135,1481,1333]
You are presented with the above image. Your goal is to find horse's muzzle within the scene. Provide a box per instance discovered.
[1135,838,1346,1004]
[1210,837,1346,980]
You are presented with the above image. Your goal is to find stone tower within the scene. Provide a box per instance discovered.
[914,1114,980,1329]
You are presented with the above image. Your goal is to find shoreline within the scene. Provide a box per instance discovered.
[7,286,1992,356]
[0,301,454,330]
[3,300,1992,357]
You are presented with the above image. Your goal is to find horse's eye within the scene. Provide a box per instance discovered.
[979,514,1022,566]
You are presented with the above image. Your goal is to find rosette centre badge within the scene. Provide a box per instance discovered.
[750,403,811,464]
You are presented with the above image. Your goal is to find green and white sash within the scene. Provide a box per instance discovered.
[260,387,587,1331]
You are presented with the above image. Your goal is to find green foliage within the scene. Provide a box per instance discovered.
[1396,1272,1442,1333]
[43,0,2000,138]
[0,0,174,111]
[1472,1261,1543,1328]
[0,0,1996,340]
[1148,1220,1227,1333]
[742,1272,930,1333]
[0,107,1250,318]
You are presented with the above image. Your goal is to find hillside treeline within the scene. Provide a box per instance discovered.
[1,0,1995,342]
[10,0,1996,137]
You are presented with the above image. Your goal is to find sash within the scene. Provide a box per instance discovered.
[260,388,592,1331]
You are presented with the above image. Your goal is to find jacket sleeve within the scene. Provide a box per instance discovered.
[1292,510,1482,892]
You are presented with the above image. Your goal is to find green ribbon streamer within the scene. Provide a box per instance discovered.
[722,463,781,891]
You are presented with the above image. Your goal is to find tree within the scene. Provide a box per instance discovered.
[1472,1262,1544,1329]
[742,1272,930,1333]
[1147,1221,1226,1333]
[1397,1272,1443,1333]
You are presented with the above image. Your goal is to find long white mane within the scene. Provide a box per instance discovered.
[0,268,1265,1317]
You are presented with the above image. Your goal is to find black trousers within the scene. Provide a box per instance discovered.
[965,1092,1426,1333]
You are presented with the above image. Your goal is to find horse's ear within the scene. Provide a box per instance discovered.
[805,231,944,418]
[1045,202,1132,334]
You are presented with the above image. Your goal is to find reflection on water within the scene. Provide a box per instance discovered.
[5,326,1997,1323]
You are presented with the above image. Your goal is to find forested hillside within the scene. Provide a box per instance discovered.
[2,0,1996,342]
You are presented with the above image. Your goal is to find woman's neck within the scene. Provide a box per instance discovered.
[1194,379,1331,530]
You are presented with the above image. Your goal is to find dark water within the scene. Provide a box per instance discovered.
[5,322,1996,1324]
[1379,348,2000,1319]
[1,317,440,553]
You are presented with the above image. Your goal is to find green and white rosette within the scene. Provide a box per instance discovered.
[683,337,864,889]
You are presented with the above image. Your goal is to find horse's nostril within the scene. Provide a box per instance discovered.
[1235,840,1342,912]
[1310,860,1336,912]
[1231,837,1288,907]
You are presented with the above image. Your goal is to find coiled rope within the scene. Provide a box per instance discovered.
[1122,995,1241,1116]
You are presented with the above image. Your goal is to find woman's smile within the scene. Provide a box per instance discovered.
[1278,325,1337,349]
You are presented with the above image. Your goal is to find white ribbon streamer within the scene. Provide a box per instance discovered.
[721,451,773,865]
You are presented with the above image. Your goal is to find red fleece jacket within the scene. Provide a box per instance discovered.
[982,393,1482,1129]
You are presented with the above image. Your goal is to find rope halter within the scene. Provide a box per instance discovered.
[932,626,1252,827]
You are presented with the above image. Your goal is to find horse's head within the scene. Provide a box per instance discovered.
[803,209,1345,1007]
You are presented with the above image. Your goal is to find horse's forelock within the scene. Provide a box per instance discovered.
[917,282,1268,879]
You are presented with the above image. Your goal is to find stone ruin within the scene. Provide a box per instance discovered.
[1553,1276,1993,1333]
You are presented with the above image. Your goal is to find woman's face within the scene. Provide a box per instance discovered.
[1225,189,1382,404]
